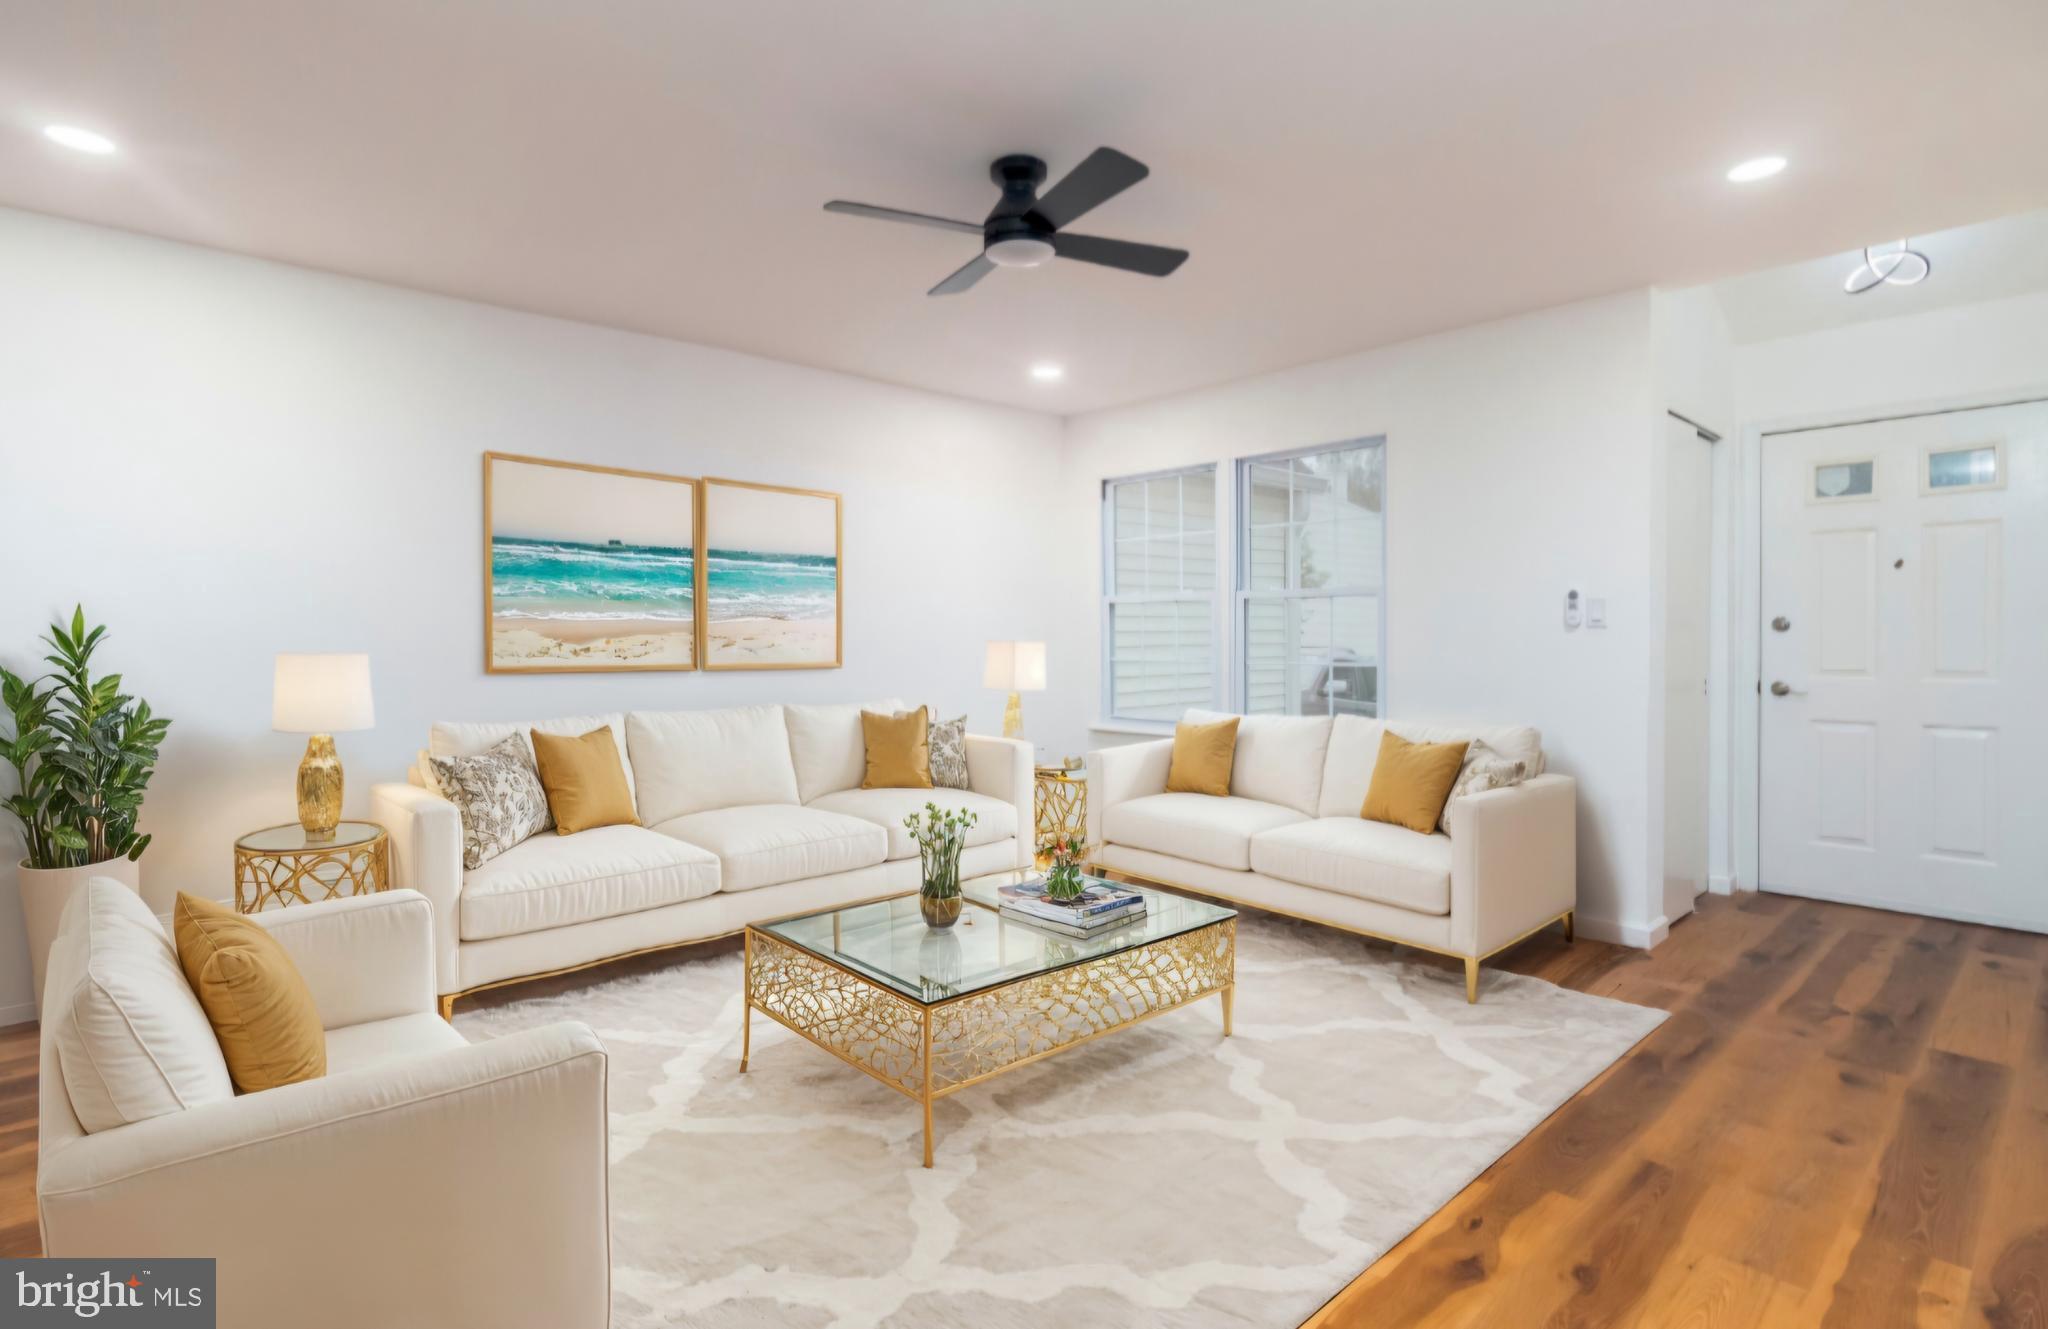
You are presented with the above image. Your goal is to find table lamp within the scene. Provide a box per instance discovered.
[983,641,1046,739]
[273,653,374,840]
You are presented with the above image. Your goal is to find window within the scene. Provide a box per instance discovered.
[1812,458,1874,502]
[1237,439,1384,718]
[1925,443,2002,493]
[1103,467,1218,722]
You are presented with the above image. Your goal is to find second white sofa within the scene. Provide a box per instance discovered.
[1088,711,1576,1001]
[372,700,1033,1012]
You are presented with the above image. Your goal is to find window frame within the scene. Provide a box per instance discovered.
[1100,464,1222,728]
[1233,436,1388,719]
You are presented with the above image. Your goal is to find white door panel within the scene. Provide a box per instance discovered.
[1663,418,1714,925]
[1760,401,2047,931]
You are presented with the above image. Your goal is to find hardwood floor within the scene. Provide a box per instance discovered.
[3,892,2043,1327]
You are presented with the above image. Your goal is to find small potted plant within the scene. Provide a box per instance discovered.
[905,802,978,929]
[1041,831,1089,901]
[3,608,171,1013]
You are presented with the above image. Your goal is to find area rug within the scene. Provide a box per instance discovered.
[457,913,1665,1329]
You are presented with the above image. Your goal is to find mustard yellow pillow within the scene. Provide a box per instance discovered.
[1361,731,1469,835]
[1166,716,1239,797]
[174,893,325,1094]
[861,708,933,789]
[531,726,639,835]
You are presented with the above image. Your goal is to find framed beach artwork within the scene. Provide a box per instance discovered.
[699,477,842,669]
[483,452,698,673]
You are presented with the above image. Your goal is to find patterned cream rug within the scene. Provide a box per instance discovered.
[458,913,1665,1329]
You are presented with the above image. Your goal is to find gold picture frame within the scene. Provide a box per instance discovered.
[699,476,843,671]
[482,452,700,674]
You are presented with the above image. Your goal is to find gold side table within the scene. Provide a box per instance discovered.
[234,821,391,913]
[1033,762,1087,864]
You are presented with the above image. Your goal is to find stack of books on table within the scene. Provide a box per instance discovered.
[994,880,1148,939]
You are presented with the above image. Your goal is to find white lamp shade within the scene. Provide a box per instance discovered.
[272,653,375,733]
[983,640,1047,692]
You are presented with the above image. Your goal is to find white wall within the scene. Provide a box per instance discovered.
[0,207,1065,1022]
[1046,292,1666,944]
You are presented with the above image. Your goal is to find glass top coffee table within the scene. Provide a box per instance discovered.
[742,874,1237,1167]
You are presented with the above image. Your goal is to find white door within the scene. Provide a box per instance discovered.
[1760,400,2048,930]
[1663,417,1714,925]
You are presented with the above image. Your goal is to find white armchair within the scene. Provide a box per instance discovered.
[38,889,611,1329]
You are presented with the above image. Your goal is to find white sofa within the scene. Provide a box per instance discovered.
[1087,712,1576,1000]
[37,881,609,1329]
[371,700,1034,1012]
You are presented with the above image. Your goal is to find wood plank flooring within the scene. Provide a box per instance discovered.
[3,892,2043,1327]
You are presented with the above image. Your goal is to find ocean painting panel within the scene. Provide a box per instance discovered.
[485,454,697,672]
[702,479,841,669]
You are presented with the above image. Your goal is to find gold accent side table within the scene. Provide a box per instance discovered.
[1033,762,1087,863]
[234,821,391,913]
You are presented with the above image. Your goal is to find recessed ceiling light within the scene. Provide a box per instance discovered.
[43,124,117,155]
[1030,363,1064,382]
[1725,155,1786,183]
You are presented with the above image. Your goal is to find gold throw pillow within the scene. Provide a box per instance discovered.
[174,892,326,1094]
[1361,730,1470,835]
[862,708,933,789]
[1166,716,1239,797]
[530,726,640,835]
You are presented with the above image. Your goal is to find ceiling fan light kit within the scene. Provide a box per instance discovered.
[1844,239,1931,294]
[824,147,1189,296]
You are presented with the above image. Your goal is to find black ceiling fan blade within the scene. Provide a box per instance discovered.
[1050,232,1189,277]
[1029,148,1150,231]
[928,253,996,296]
[824,200,983,236]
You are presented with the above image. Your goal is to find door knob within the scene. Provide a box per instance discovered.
[1769,680,1805,697]
[1771,616,1791,632]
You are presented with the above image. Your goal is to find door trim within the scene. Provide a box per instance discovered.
[1732,383,2048,901]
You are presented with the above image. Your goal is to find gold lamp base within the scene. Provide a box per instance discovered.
[1002,691,1023,739]
[297,733,343,841]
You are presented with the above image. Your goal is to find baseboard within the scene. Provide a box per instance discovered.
[0,999,37,1031]
[1707,874,1735,896]
[1571,913,1667,950]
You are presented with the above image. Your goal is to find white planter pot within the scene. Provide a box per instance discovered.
[18,855,142,1020]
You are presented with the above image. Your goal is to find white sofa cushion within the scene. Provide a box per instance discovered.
[807,787,1018,861]
[431,713,636,811]
[459,825,721,941]
[1316,716,1545,819]
[1102,793,1307,872]
[652,805,888,892]
[47,878,234,1134]
[627,706,801,825]
[323,1012,468,1075]
[784,699,909,804]
[1186,709,1332,816]
[1249,817,1454,916]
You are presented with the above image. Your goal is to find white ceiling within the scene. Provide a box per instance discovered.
[1714,206,2048,344]
[4,0,2046,414]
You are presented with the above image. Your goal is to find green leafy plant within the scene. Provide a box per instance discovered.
[1,608,171,870]
[1039,831,1089,900]
[904,802,979,900]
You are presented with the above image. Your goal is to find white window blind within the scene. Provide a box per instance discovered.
[1103,467,1218,722]
[1237,439,1384,718]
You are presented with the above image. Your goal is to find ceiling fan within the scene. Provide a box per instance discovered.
[824,147,1189,296]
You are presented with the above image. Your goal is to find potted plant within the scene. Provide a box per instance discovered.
[3,607,171,1012]
[1040,831,1089,901]
[904,802,978,929]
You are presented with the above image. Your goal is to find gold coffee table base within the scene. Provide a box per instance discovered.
[742,912,1236,1167]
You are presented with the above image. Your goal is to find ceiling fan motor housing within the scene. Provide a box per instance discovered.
[985,154,1056,266]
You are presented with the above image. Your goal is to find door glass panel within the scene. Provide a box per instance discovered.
[1928,445,2000,491]
[1813,460,1873,501]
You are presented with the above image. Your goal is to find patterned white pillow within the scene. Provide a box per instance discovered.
[928,712,970,790]
[1437,737,1530,836]
[430,734,554,869]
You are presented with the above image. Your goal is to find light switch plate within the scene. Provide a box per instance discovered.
[1586,598,1608,629]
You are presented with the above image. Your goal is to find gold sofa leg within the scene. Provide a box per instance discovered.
[1464,957,1479,1004]
[439,993,456,1022]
